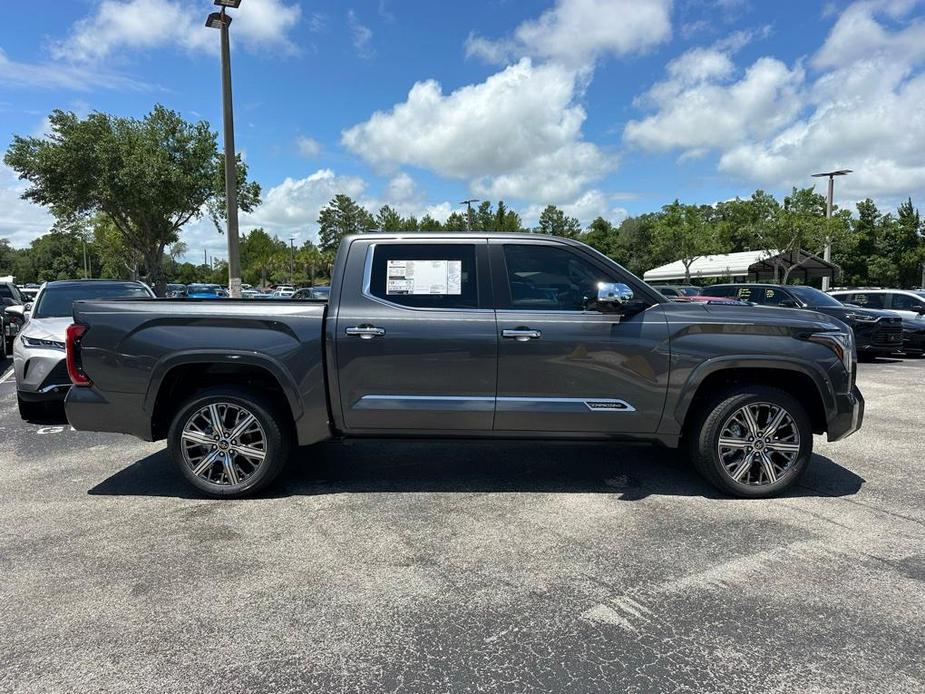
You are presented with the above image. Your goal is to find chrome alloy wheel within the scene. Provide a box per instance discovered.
[180,402,267,486]
[716,402,801,486]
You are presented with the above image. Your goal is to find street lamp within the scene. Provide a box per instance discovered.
[459,199,479,231]
[811,169,852,291]
[289,237,296,286]
[206,0,243,298]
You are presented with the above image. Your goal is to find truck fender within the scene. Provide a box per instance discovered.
[672,355,835,430]
[143,349,305,422]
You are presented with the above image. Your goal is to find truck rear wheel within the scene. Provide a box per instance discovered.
[688,386,812,498]
[167,387,291,498]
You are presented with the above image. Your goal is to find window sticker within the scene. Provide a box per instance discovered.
[386,260,462,295]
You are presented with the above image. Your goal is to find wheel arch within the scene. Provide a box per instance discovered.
[147,351,302,442]
[676,358,832,437]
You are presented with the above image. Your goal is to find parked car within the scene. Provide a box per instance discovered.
[241,289,262,299]
[829,288,925,356]
[186,284,226,299]
[654,285,701,301]
[703,283,904,360]
[1,281,27,358]
[292,286,331,300]
[8,279,154,419]
[166,283,187,298]
[66,234,863,500]
[272,285,296,298]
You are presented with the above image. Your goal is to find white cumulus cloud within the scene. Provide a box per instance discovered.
[466,0,672,68]
[51,0,301,63]
[625,0,925,202]
[342,58,614,203]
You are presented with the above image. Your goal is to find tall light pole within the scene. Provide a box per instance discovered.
[289,237,296,286]
[811,169,852,291]
[206,0,243,298]
[459,199,479,231]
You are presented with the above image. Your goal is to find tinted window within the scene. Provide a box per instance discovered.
[659,287,680,297]
[502,244,614,311]
[679,287,701,297]
[33,284,153,318]
[369,244,478,309]
[704,286,736,297]
[890,293,925,311]
[838,292,884,309]
[788,286,843,307]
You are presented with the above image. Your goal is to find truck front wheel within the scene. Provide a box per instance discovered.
[688,386,812,498]
[167,387,291,498]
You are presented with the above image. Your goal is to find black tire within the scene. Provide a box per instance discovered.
[18,395,46,421]
[167,386,292,498]
[688,386,813,498]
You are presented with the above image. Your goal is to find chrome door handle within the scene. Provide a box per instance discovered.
[502,328,542,342]
[345,325,386,339]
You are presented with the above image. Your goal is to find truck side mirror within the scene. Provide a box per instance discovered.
[597,282,634,305]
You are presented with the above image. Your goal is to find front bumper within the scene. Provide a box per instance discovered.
[827,385,864,442]
[14,349,71,398]
[902,328,925,353]
[854,321,904,353]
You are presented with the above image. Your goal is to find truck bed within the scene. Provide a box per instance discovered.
[67,298,331,445]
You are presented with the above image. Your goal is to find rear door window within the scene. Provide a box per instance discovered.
[889,293,924,311]
[368,243,479,310]
[843,292,884,309]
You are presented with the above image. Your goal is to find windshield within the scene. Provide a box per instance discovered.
[679,287,701,296]
[33,284,152,318]
[787,285,844,307]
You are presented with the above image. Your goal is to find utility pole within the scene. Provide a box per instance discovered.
[289,237,296,286]
[206,2,243,298]
[459,199,479,231]
[811,169,852,291]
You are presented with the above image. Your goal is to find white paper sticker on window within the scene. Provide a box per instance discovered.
[386,260,462,295]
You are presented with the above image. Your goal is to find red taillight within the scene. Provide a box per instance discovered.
[65,323,91,386]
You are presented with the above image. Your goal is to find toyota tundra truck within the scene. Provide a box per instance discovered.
[64,234,864,498]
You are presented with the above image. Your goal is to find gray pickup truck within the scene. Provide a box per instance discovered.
[64,233,863,498]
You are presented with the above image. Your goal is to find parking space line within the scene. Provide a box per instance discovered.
[0,367,13,384]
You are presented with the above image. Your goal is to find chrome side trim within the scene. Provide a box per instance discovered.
[497,397,636,413]
[354,395,495,412]
[353,395,635,413]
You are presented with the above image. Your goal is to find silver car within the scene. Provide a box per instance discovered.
[10,279,154,419]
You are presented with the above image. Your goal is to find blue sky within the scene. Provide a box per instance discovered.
[2,0,924,263]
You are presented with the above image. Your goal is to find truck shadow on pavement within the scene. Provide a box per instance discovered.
[88,439,865,501]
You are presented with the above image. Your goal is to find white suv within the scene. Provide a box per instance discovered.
[830,289,925,355]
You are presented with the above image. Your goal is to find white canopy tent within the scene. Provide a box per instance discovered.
[643,249,839,284]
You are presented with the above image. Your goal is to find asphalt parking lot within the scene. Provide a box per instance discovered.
[1,357,923,693]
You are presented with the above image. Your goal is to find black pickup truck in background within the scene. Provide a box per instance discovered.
[64,234,864,499]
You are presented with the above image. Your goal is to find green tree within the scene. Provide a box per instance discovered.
[753,187,847,284]
[419,214,443,231]
[239,228,286,287]
[376,205,404,231]
[474,201,494,231]
[536,205,581,238]
[4,105,260,295]
[581,217,617,256]
[0,238,17,276]
[650,201,725,283]
[317,194,375,252]
[444,211,467,231]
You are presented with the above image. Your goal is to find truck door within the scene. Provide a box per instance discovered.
[490,240,669,434]
[333,239,497,431]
